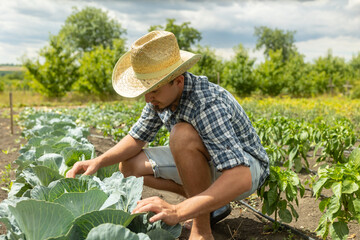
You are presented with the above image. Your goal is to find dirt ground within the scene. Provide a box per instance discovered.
[0,109,359,240]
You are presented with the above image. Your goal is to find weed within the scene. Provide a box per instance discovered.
[1,163,13,192]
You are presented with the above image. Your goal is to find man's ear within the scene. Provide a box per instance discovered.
[174,74,184,86]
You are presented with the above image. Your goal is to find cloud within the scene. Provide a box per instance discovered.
[0,0,359,65]
[296,36,360,62]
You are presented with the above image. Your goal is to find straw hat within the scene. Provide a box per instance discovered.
[112,31,201,98]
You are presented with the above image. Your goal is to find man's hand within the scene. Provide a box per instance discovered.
[132,196,180,226]
[66,158,100,178]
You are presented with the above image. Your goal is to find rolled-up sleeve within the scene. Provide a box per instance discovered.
[129,103,163,142]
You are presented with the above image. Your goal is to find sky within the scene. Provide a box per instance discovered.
[0,0,360,65]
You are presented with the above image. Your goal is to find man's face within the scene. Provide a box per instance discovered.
[144,76,184,112]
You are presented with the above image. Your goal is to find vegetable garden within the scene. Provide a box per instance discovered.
[0,96,359,240]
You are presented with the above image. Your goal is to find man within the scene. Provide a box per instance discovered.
[66,30,269,240]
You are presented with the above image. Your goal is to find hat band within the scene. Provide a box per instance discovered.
[134,59,183,80]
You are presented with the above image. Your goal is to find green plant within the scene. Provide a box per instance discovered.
[312,148,360,240]
[1,110,181,240]
[314,118,357,164]
[1,173,181,240]
[0,163,13,192]
[1,148,9,154]
[258,166,305,230]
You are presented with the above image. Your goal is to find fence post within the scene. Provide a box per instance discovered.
[9,92,14,134]
[343,81,352,96]
[327,78,335,95]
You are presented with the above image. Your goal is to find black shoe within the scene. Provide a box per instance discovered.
[210,204,231,227]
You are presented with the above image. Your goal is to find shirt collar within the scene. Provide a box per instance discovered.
[179,72,193,105]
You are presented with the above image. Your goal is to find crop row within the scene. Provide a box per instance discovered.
[47,102,360,240]
[0,111,181,240]
[19,102,360,240]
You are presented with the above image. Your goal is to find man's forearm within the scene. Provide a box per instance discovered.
[97,134,146,168]
[175,165,252,222]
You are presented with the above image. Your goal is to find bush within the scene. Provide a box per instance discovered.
[0,79,4,92]
[351,83,360,99]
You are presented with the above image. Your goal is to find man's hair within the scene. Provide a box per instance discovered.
[169,72,187,85]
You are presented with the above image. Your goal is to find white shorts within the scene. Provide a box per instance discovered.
[143,146,262,201]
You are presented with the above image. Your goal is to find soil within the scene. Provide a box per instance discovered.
[0,108,359,240]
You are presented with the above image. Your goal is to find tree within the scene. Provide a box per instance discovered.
[22,35,79,98]
[254,26,297,62]
[149,18,201,51]
[254,49,287,96]
[59,6,126,53]
[223,44,257,96]
[350,52,360,81]
[74,39,127,98]
[311,50,351,94]
[189,45,223,84]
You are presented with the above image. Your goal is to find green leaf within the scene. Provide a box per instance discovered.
[66,209,141,240]
[327,196,341,218]
[128,213,181,239]
[299,131,309,142]
[313,177,328,198]
[267,188,278,207]
[294,157,302,173]
[147,228,176,240]
[342,180,359,194]
[47,177,100,202]
[351,199,360,213]
[61,144,94,167]
[278,208,292,223]
[94,172,143,212]
[31,166,64,186]
[319,198,330,212]
[288,145,298,162]
[36,153,64,172]
[315,214,330,239]
[53,189,108,218]
[288,204,299,220]
[8,182,31,198]
[30,185,51,201]
[329,221,349,240]
[85,223,150,240]
[331,181,342,199]
[96,164,119,180]
[8,200,74,240]
[348,148,360,167]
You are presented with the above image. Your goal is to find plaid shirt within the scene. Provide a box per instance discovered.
[129,72,269,187]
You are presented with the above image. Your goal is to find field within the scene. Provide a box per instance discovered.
[0,66,24,72]
[0,96,359,239]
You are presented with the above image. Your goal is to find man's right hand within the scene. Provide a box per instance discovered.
[66,158,101,178]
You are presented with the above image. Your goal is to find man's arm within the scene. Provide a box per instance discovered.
[66,134,146,178]
[132,164,252,225]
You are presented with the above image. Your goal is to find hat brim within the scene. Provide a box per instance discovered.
[112,50,201,98]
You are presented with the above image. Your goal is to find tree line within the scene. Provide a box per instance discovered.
[11,6,360,99]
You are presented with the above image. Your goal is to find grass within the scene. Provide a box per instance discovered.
[2,90,360,134]
[0,90,125,108]
[238,95,360,133]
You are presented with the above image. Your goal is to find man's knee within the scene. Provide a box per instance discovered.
[119,160,135,178]
[169,122,210,159]
[118,151,151,178]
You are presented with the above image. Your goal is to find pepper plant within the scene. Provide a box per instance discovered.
[257,166,305,230]
[313,118,357,164]
[312,148,360,240]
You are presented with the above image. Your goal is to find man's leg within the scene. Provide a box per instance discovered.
[119,150,186,196]
[169,122,213,239]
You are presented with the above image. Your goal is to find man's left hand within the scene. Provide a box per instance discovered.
[132,196,180,225]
